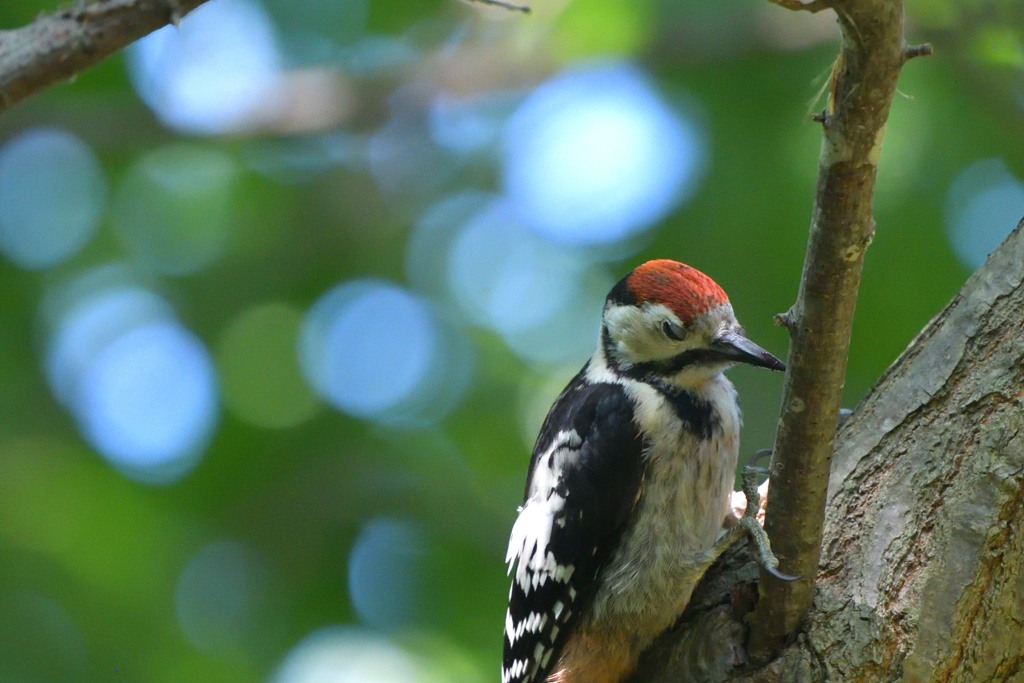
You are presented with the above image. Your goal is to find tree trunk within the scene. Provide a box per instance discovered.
[630,218,1024,683]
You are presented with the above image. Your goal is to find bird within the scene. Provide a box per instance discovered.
[502,259,786,683]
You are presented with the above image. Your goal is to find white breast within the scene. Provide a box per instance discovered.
[585,374,741,631]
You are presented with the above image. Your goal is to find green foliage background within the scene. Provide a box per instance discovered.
[0,0,1021,681]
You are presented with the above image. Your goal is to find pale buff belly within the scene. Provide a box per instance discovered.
[584,432,738,637]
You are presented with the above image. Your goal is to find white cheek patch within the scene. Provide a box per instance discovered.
[604,302,702,364]
[603,302,741,374]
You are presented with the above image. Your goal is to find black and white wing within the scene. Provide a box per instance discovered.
[502,373,646,683]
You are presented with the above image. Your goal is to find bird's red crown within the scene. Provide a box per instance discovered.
[626,259,730,325]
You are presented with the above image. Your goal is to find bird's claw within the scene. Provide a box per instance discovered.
[736,455,801,582]
[746,448,773,470]
[734,515,802,582]
[705,453,802,581]
[764,564,801,582]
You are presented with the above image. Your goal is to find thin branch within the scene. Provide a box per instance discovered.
[0,0,210,114]
[766,0,832,14]
[746,0,931,661]
[466,0,532,13]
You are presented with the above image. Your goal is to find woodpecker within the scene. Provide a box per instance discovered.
[502,259,786,683]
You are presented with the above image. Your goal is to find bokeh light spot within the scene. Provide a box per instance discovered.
[428,91,514,154]
[445,199,612,363]
[503,62,705,246]
[45,285,174,407]
[367,113,456,212]
[501,266,611,364]
[175,540,268,656]
[270,627,439,683]
[42,269,219,484]
[0,128,105,269]
[217,303,319,429]
[448,201,578,334]
[347,518,425,631]
[945,158,1024,269]
[406,192,490,300]
[113,144,237,275]
[77,322,218,482]
[299,280,470,424]
[127,0,282,134]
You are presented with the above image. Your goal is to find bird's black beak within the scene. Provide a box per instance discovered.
[712,330,786,372]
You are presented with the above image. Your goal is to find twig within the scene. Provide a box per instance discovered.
[0,0,210,114]
[746,0,932,662]
[766,0,831,14]
[466,0,531,13]
[903,42,934,61]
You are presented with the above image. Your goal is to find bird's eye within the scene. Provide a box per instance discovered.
[661,320,685,341]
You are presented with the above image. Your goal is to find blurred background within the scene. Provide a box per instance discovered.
[0,0,1022,680]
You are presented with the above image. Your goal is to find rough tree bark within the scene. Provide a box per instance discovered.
[0,0,209,113]
[628,220,1024,682]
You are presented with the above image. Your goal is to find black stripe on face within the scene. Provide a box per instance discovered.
[601,326,725,377]
[601,327,718,440]
[631,348,728,377]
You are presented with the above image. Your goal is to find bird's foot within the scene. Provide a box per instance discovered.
[732,510,800,581]
[702,453,800,580]
[732,458,800,581]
